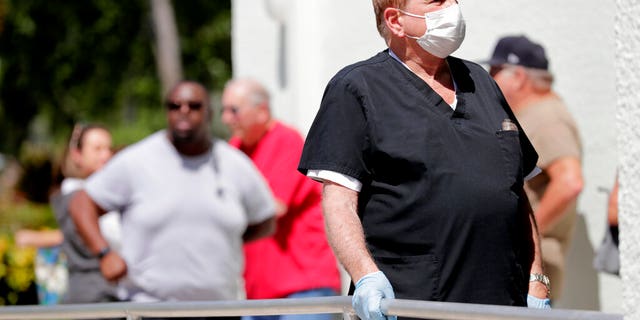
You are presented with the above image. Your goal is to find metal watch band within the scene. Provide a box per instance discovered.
[529,273,551,289]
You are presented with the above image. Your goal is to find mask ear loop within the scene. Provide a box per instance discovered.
[396,8,425,19]
[396,8,426,40]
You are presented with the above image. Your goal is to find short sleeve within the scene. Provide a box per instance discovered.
[528,122,581,168]
[306,169,362,191]
[85,152,132,212]
[298,77,370,182]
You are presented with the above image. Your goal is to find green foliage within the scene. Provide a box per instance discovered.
[0,155,57,305]
[0,0,152,153]
[109,106,166,147]
[0,202,57,232]
[0,188,54,305]
[175,1,232,89]
[0,1,232,304]
[0,0,232,155]
[0,234,37,306]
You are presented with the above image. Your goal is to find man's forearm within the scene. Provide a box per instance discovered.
[521,189,548,298]
[243,216,275,242]
[607,178,619,226]
[528,212,544,275]
[69,190,109,254]
[534,157,583,233]
[322,182,379,283]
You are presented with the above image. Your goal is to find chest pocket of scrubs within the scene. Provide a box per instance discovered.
[374,254,441,301]
[495,130,523,194]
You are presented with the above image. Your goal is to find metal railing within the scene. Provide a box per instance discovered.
[0,296,624,320]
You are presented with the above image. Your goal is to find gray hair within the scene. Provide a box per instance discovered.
[224,78,270,109]
[502,64,553,92]
[525,68,553,92]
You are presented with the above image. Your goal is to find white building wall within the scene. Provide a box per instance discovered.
[232,0,621,314]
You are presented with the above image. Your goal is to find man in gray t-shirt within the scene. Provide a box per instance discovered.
[70,81,276,306]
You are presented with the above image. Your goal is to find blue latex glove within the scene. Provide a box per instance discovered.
[527,294,551,309]
[353,271,397,320]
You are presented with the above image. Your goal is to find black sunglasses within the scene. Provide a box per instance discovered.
[166,101,204,111]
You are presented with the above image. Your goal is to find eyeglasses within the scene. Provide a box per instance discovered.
[165,101,204,111]
[221,106,240,115]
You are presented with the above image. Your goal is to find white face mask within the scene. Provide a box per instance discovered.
[399,3,466,58]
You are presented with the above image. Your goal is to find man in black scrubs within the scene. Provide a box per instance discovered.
[298,1,551,319]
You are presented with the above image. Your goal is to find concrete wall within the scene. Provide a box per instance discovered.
[231,0,621,313]
[616,0,640,318]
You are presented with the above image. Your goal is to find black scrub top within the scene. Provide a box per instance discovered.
[299,50,538,306]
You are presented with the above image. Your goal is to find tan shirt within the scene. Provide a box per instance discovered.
[515,95,582,242]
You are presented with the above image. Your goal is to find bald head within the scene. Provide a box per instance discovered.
[223,78,270,111]
[221,78,273,147]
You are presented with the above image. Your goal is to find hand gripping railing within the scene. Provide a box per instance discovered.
[0,296,623,320]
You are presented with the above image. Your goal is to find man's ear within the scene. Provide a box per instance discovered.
[384,7,404,38]
[257,103,271,123]
[513,66,529,90]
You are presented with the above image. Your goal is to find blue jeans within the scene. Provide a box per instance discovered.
[243,288,339,320]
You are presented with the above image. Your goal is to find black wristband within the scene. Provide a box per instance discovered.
[96,246,111,259]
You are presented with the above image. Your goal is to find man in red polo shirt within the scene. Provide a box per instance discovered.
[221,78,341,320]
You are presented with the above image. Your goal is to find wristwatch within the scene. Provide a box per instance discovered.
[96,246,111,260]
[529,273,551,291]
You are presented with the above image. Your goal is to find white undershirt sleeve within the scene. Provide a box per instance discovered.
[306,169,362,192]
[308,166,539,191]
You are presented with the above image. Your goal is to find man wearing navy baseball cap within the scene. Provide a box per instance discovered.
[486,35,549,70]
[487,35,584,304]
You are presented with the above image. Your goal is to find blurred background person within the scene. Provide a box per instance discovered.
[608,177,619,237]
[52,123,122,304]
[70,81,276,320]
[14,124,119,305]
[14,227,66,305]
[486,35,584,302]
[221,78,341,320]
[593,175,619,276]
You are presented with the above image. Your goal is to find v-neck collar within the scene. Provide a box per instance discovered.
[386,49,466,119]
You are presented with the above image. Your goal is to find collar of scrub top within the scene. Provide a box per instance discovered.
[388,49,458,110]
[387,49,540,180]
